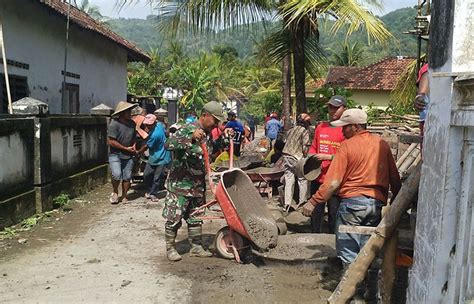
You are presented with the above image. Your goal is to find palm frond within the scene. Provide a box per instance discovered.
[281,0,392,44]
[260,27,326,78]
[390,57,422,113]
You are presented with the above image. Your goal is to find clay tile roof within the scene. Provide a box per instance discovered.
[306,78,326,91]
[40,0,150,63]
[325,57,414,90]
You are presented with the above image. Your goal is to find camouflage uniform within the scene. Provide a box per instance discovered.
[162,121,207,230]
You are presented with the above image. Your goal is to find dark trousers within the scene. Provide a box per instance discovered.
[310,182,341,234]
[143,163,167,196]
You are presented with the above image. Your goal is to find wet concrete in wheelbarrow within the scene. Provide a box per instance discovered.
[222,169,279,250]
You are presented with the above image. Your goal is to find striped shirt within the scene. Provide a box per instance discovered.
[282,125,310,160]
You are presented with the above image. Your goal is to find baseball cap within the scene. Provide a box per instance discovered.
[327,95,347,107]
[202,101,226,122]
[143,114,157,125]
[331,109,367,127]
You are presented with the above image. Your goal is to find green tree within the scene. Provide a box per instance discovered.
[329,41,364,66]
[117,0,391,116]
[172,53,235,113]
[127,48,163,96]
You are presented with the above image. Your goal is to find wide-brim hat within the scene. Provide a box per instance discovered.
[154,108,168,116]
[112,101,137,117]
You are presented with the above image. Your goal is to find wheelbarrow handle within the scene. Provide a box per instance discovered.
[229,137,234,169]
[201,142,216,194]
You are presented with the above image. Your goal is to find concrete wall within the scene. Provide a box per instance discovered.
[0,118,34,200]
[407,0,474,303]
[0,0,128,114]
[0,115,108,229]
[49,116,107,180]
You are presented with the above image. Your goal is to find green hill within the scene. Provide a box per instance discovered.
[108,6,419,63]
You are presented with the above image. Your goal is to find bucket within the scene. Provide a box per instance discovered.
[296,155,322,181]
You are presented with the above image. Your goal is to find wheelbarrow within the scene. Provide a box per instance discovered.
[244,166,284,198]
[190,139,279,262]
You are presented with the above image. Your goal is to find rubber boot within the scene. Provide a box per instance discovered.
[188,225,212,257]
[165,229,182,262]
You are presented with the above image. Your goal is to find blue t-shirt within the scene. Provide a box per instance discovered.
[147,123,171,166]
[266,118,282,139]
[225,120,244,145]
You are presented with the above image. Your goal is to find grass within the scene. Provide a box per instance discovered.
[53,193,70,208]
[0,194,70,240]
[0,227,17,239]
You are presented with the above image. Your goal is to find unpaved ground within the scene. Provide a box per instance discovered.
[0,184,340,303]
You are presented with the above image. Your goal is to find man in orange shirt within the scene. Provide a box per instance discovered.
[302,109,401,267]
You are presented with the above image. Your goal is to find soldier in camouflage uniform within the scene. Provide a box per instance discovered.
[163,101,226,261]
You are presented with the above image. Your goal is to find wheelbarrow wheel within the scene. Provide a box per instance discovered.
[214,226,245,260]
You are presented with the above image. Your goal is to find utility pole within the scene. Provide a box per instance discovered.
[62,0,72,113]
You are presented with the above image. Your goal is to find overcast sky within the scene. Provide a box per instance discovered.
[91,0,418,19]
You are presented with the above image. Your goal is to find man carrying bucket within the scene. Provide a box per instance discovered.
[163,101,226,262]
[302,109,401,269]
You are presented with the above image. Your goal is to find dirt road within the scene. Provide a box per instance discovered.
[0,184,339,303]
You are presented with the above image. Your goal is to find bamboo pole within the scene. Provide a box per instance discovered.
[0,18,12,114]
[381,230,399,303]
[399,147,420,174]
[389,114,420,122]
[328,163,421,304]
[396,143,418,168]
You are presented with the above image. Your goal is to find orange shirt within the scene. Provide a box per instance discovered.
[310,131,401,204]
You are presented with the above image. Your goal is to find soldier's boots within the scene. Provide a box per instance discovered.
[165,229,182,262]
[188,225,213,258]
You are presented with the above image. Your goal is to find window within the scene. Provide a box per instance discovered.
[0,74,29,114]
[62,83,79,114]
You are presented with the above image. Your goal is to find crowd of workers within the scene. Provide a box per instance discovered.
[106,94,404,300]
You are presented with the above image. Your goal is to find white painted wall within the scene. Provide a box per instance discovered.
[0,0,128,114]
[407,0,474,303]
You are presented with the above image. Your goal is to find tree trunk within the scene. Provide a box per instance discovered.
[282,54,292,130]
[293,26,307,114]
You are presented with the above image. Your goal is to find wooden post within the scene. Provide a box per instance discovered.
[381,230,398,303]
[0,18,12,114]
[328,163,421,304]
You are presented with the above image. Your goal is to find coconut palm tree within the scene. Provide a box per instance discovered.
[117,0,391,114]
[329,41,365,66]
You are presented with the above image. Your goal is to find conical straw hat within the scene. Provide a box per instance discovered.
[112,101,137,117]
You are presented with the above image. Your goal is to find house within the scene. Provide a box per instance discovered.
[325,57,414,108]
[0,0,150,114]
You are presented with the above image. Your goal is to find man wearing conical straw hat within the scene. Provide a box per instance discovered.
[107,101,139,204]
